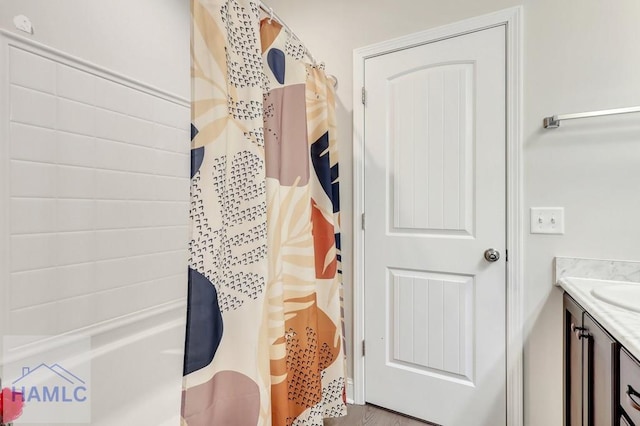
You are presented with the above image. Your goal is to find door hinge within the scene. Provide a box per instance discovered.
[362,340,365,356]
[361,86,366,106]
[361,213,365,230]
[505,249,509,262]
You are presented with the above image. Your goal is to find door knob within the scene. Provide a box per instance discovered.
[484,248,500,262]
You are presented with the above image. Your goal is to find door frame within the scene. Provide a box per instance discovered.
[352,7,524,425]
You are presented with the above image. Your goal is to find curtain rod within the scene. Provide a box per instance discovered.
[258,1,338,88]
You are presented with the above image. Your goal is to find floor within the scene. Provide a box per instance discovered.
[324,404,434,426]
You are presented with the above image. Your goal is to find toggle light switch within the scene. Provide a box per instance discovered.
[530,207,565,234]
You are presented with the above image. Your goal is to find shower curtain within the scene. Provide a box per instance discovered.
[182,1,346,425]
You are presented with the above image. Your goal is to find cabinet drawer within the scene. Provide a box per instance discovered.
[620,348,640,425]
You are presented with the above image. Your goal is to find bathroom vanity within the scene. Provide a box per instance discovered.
[557,258,640,425]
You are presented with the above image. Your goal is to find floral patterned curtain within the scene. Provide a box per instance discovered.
[182,1,345,425]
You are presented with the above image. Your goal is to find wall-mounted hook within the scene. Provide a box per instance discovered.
[13,15,33,34]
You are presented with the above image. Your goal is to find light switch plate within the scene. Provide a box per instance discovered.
[530,207,565,234]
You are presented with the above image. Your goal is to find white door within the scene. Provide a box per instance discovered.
[363,26,506,426]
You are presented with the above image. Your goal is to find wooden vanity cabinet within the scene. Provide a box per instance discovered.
[620,348,640,425]
[564,293,619,426]
[565,294,585,426]
[583,313,618,425]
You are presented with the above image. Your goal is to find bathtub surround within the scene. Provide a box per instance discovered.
[182,1,345,425]
[0,1,190,424]
[0,29,190,424]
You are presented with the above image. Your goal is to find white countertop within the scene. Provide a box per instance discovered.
[558,277,640,361]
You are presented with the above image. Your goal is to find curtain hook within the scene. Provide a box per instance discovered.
[268,7,274,23]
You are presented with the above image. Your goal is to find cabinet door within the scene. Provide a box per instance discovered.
[565,294,585,426]
[584,312,618,426]
[620,348,640,426]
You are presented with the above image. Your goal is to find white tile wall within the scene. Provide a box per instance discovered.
[9,48,56,94]
[10,86,57,128]
[57,98,96,135]
[10,123,57,162]
[57,64,96,105]
[10,161,58,197]
[57,131,96,167]
[5,45,190,336]
[10,198,57,234]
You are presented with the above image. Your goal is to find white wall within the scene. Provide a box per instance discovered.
[264,1,640,425]
[523,3,640,425]
[0,0,190,98]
